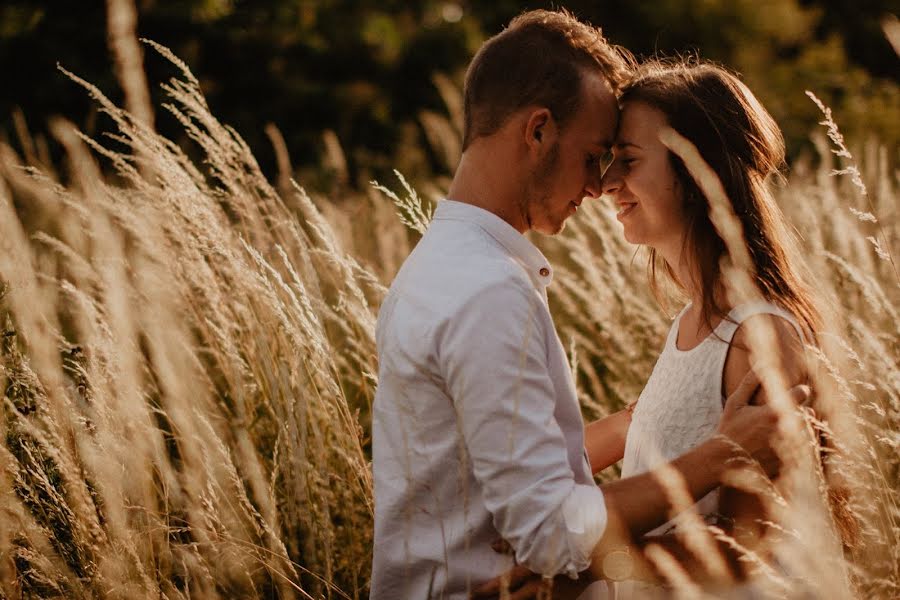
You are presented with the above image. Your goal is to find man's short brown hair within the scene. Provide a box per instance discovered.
[462,9,633,150]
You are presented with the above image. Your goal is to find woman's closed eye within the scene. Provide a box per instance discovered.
[609,146,636,165]
[613,156,636,170]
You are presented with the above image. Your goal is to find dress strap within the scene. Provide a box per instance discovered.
[664,304,693,350]
[714,300,806,346]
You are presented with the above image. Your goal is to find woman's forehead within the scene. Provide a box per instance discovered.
[615,101,668,143]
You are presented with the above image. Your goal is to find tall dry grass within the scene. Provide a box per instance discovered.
[1,43,380,598]
[0,41,897,599]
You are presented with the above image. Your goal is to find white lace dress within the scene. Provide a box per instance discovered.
[595,301,801,599]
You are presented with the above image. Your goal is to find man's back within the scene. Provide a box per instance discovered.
[371,200,605,599]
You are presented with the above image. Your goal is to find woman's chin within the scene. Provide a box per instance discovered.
[622,228,641,245]
[621,227,661,249]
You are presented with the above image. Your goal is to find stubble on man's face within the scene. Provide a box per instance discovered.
[522,140,563,235]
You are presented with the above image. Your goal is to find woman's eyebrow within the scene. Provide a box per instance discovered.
[614,141,643,150]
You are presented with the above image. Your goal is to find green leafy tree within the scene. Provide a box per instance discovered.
[1,0,896,190]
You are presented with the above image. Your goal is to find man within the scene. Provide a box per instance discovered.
[371,10,795,599]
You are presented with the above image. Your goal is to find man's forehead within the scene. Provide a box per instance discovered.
[578,77,619,125]
[570,103,619,147]
[596,134,616,150]
[564,116,617,149]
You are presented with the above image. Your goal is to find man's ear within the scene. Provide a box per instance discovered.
[524,108,557,155]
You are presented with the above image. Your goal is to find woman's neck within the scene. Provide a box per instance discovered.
[686,281,732,322]
[663,252,729,318]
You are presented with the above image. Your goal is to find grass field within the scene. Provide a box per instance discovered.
[0,42,897,599]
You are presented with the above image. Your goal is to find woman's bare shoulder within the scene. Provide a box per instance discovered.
[722,313,806,401]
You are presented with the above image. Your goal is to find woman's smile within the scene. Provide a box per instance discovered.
[616,200,637,220]
[601,101,688,252]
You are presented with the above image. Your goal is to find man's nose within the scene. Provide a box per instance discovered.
[584,166,603,199]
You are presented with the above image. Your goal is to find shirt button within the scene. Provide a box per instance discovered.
[539,267,550,277]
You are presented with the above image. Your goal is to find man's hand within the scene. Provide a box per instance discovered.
[470,566,593,600]
[469,564,548,600]
[716,370,811,477]
[471,540,594,599]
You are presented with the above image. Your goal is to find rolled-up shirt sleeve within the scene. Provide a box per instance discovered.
[439,276,607,577]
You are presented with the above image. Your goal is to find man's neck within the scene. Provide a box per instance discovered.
[447,144,529,233]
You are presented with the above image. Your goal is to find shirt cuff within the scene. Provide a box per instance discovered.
[560,484,607,577]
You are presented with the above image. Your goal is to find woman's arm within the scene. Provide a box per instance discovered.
[718,314,808,570]
[584,408,632,475]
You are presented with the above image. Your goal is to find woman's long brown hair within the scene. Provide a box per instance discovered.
[620,61,864,547]
[619,61,822,339]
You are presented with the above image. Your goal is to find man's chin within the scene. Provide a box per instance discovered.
[534,218,567,236]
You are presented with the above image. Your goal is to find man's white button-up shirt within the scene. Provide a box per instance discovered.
[371,199,607,599]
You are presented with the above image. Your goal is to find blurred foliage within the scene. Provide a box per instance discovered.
[1,0,897,191]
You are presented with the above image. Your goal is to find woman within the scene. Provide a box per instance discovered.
[477,61,849,600]
[582,60,834,596]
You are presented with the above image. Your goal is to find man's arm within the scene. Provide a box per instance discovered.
[594,318,811,585]
[598,436,733,540]
[588,370,805,581]
[441,277,607,578]
[471,433,749,599]
[473,373,807,597]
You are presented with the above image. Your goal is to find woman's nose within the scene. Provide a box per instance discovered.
[601,161,623,196]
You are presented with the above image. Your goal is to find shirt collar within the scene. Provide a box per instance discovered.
[433,199,554,288]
